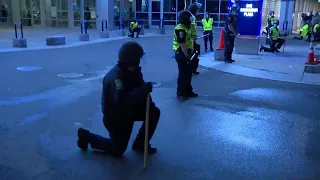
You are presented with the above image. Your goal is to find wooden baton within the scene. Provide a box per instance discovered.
[143,94,151,168]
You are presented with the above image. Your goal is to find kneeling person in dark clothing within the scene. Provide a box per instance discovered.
[260,20,285,53]
[77,42,160,157]
[128,19,141,38]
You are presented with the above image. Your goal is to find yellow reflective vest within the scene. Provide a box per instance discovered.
[270,27,280,40]
[267,16,275,27]
[300,24,309,37]
[173,24,194,50]
[201,18,213,31]
[130,21,138,29]
[190,15,197,39]
[314,24,320,32]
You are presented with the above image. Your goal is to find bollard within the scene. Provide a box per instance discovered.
[84,21,88,34]
[20,22,24,39]
[121,19,124,30]
[101,21,104,31]
[100,20,110,38]
[282,22,285,31]
[12,22,27,48]
[285,21,288,30]
[140,19,144,35]
[80,22,83,34]
[157,19,165,34]
[14,23,18,39]
[79,21,89,41]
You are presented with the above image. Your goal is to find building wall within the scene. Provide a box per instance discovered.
[0,0,319,33]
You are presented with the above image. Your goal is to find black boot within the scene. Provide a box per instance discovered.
[77,128,90,150]
[186,91,198,98]
[132,142,157,154]
[259,45,264,52]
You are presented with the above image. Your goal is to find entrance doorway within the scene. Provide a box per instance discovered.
[20,0,44,27]
[0,0,12,27]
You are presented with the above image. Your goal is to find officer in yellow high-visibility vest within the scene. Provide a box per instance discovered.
[266,11,275,34]
[173,10,198,100]
[293,23,311,41]
[260,20,285,53]
[128,19,141,38]
[201,12,214,51]
[188,2,202,75]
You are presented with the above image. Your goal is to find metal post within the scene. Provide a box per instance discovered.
[14,24,18,39]
[20,22,24,39]
[102,21,104,31]
[80,22,83,34]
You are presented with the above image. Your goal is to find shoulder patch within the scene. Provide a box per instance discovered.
[179,31,185,38]
[115,79,123,90]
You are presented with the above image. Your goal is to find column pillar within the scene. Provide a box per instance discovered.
[148,0,152,27]
[160,0,164,28]
[96,0,114,30]
[11,0,21,24]
[68,0,74,29]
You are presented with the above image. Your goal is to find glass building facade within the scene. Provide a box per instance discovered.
[0,0,319,32]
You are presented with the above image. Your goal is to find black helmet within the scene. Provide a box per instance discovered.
[188,3,200,16]
[118,41,144,66]
[178,10,192,27]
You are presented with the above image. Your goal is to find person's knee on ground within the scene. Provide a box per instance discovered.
[135,28,141,37]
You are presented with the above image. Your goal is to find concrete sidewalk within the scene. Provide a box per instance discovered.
[199,37,320,85]
[0,27,167,52]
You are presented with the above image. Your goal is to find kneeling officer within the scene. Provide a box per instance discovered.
[260,20,285,53]
[173,10,198,99]
[128,19,141,38]
[77,41,160,156]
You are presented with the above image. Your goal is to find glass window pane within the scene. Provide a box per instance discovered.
[136,12,148,20]
[57,0,68,11]
[57,11,68,20]
[220,0,229,13]
[136,0,148,12]
[152,1,160,12]
[151,12,160,20]
[177,0,191,12]
[206,0,219,13]
[164,13,176,20]
[164,0,176,12]
[210,13,219,21]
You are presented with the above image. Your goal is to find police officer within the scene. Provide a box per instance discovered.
[201,12,214,52]
[314,23,320,41]
[265,11,275,35]
[260,20,285,53]
[224,4,238,63]
[188,2,202,75]
[128,19,141,38]
[77,42,160,156]
[173,10,198,100]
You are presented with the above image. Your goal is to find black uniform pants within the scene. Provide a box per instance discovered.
[175,51,193,94]
[261,38,285,52]
[129,27,141,37]
[88,102,160,157]
[191,42,200,73]
[224,33,236,61]
[203,30,213,50]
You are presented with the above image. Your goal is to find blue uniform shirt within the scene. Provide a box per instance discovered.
[224,14,238,34]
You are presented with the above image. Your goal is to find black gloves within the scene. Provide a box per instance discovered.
[143,82,153,93]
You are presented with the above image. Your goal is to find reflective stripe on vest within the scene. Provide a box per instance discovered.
[202,18,213,31]
[271,27,280,40]
[173,24,193,50]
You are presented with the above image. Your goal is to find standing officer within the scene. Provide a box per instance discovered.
[128,19,141,38]
[188,2,202,75]
[224,4,238,63]
[260,20,285,53]
[201,12,214,52]
[173,10,198,100]
[77,42,160,157]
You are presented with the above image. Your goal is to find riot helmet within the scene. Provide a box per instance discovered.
[118,41,145,67]
[269,11,275,17]
[188,3,202,16]
[178,10,192,28]
[230,4,238,15]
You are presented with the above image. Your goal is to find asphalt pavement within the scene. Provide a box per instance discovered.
[0,35,320,180]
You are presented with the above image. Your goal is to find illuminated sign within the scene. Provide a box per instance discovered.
[239,4,258,17]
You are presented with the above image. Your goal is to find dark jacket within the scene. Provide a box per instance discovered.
[101,64,150,125]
